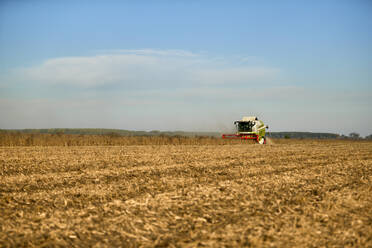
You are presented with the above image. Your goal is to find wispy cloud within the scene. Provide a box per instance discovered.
[97,49,199,57]
[10,49,280,88]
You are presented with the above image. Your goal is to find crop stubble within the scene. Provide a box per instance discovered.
[0,140,371,247]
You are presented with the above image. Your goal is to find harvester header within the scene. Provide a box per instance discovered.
[222,116,268,144]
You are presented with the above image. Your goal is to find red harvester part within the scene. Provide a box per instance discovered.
[222,133,260,142]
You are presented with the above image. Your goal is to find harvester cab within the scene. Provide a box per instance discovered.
[222,116,268,144]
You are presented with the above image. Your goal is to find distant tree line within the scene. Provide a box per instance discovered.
[266,132,340,139]
[0,128,219,137]
[365,134,372,140]
[267,131,371,140]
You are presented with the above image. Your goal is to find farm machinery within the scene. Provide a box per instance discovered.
[222,116,269,144]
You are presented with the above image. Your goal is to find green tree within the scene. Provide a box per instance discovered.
[365,134,372,140]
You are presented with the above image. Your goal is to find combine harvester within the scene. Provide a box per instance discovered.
[222,116,269,144]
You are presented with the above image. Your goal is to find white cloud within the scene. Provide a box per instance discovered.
[98,49,199,57]
[12,49,280,88]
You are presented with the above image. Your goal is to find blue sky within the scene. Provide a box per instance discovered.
[0,1,371,136]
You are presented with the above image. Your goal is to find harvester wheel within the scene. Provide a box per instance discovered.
[258,136,266,144]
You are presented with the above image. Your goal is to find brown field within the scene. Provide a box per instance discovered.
[0,138,371,247]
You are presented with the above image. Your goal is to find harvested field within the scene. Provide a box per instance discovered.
[0,140,371,247]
